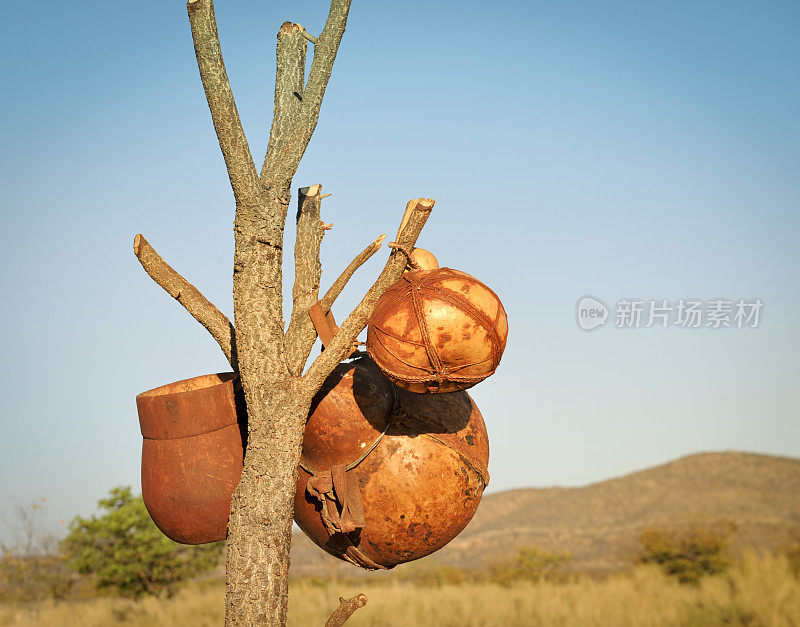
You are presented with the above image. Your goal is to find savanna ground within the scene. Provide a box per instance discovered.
[1,551,798,626]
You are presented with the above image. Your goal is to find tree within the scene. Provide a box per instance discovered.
[639,521,736,585]
[60,486,222,598]
[133,1,433,623]
[0,499,70,601]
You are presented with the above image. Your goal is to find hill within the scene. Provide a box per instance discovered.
[289,451,800,577]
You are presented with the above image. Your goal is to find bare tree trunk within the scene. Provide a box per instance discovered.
[135,1,434,624]
[224,387,308,624]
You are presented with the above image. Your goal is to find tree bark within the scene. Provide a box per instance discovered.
[224,384,309,624]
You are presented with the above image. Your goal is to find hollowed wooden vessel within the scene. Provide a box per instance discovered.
[136,373,245,544]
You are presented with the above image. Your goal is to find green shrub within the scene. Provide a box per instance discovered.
[489,546,571,586]
[639,521,735,585]
[60,486,223,598]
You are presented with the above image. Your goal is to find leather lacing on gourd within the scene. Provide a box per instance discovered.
[368,268,505,392]
[297,377,489,571]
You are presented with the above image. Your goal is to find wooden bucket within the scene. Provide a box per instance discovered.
[136,373,245,544]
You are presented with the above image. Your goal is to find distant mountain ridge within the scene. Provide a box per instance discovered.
[289,451,800,577]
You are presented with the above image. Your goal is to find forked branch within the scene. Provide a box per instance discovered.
[303,198,435,391]
[133,234,235,368]
[265,0,353,185]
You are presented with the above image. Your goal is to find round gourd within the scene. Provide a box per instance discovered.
[366,268,508,393]
[407,248,439,272]
[293,357,489,570]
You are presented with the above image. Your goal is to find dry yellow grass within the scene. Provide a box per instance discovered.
[1,552,798,626]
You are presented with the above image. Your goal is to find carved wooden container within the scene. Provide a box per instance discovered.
[366,268,508,393]
[294,357,489,569]
[137,373,245,544]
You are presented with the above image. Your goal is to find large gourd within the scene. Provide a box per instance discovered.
[294,357,489,569]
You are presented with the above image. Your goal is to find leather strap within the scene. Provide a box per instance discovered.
[309,302,360,356]
[306,463,366,535]
[309,302,338,348]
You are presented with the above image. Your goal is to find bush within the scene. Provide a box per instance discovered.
[488,546,571,586]
[397,563,469,587]
[60,486,223,598]
[639,521,735,585]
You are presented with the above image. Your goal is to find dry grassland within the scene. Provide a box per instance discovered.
[1,551,798,626]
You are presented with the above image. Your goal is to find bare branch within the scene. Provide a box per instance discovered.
[325,593,368,627]
[187,0,264,217]
[302,199,434,391]
[303,0,351,122]
[261,22,307,187]
[133,234,235,368]
[287,233,385,374]
[299,26,318,45]
[321,234,386,312]
[284,185,325,376]
[266,0,353,184]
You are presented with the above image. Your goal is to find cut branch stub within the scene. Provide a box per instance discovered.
[396,198,416,240]
[133,234,235,368]
[285,184,326,375]
[262,22,307,188]
[325,593,368,627]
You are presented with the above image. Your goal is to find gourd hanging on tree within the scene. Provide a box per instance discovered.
[294,357,489,569]
[367,268,508,393]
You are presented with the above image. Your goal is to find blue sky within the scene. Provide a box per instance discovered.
[1,0,798,535]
